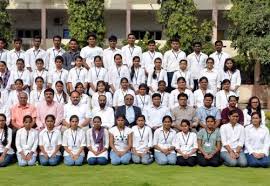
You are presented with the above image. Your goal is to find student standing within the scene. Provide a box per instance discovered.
[103,35,122,70]
[130,56,146,93]
[0,38,8,63]
[31,58,49,90]
[7,38,25,70]
[62,38,80,70]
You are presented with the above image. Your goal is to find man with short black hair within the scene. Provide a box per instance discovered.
[103,35,122,70]
[62,38,80,70]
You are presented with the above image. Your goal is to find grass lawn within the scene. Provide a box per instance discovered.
[0,163,270,186]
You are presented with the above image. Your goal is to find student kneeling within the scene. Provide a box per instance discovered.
[174,120,197,166]
[86,116,109,165]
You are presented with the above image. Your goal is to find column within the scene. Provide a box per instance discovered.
[41,7,47,48]
[212,0,218,42]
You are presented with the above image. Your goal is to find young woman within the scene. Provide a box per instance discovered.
[63,115,86,166]
[39,115,62,166]
[0,114,14,167]
[220,110,247,167]
[88,56,108,95]
[243,96,266,127]
[155,80,170,108]
[171,59,193,90]
[173,119,198,166]
[245,112,270,168]
[91,80,112,109]
[109,54,130,93]
[29,76,45,107]
[130,56,146,93]
[53,81,69,105]
[0,61,10,89]
[197,116,221,167]
[7,79,28,107]
[222,58,241,96]
[67,56,88,93]
[169,77,194,109]
[109,115,132,165]
[131,115,153,165]
[135,84,151,114]
[112,77,135,109]
[153,115,176,165]
[74,82,90,106]
[32,58,49,90]
[16,115,38,166]
[200,57,220,95]
[86,116,109,165]
[193,76,214,108]
[215,79,236,111]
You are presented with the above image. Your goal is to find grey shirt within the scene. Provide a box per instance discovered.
[62,50,80,70]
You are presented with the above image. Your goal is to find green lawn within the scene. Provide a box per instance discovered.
[0,163,270,186]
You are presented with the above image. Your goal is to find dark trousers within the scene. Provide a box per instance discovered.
[167,72,175,93]
[176,156,197,166]
[193,79,199,92]
[197,153,221,167]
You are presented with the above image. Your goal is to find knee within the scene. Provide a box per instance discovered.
[88,158,97,165]
[132,156,141,164]
[64,159,74,166]
[224,159,237,167]
[48,159,59,166]
[198,159,208,167]
[141,157,152,165]
[97,158,108,165]
[156,158,168,165]
[210,161,221,167]
[74,159,83,166]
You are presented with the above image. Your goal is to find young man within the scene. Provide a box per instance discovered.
[142,40,163,74]
[46,35,65,72]
[25,36,47,72]
[163,37,186,92]
[187,42,208,91]
[209,40,230,72]
[62,38,80,70]
[103,35,121,70]
[7,38,25,70]
[121,33,142,68]
[80,33,103,70]
[0,38,8,63]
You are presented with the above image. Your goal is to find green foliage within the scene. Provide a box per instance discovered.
[0,0,13,45]
[67,0,105,47]
[157,0,213,54]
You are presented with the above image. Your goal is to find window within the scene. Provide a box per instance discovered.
[132,30,162,40]
[16,30,41,38]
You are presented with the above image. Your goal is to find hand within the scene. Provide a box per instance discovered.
[116,151,122,157]
[234,152,240,159]
[229,151,236,159]
[0,154,5,162]
[43,153,49,160]
[208,153,214,159]
[162,148,170,155]
[26,153,33,161]
[73,154,79,160]
[203,153,210,160]
[257,153,265,159]
[183,154,189,159]
[51,152,57,158]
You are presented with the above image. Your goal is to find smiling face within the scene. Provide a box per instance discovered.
[45,117,55,131]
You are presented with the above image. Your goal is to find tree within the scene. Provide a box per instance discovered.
[226,0,270,84]
[0,0,12,44]
[157,0,213,54]
[67,0,106,47]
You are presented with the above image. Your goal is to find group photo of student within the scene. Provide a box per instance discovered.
[0,33,269,168]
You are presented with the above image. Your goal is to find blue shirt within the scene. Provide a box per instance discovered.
[196,106,221,124]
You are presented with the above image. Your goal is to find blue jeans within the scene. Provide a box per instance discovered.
[132,153,153,165]
[39,155,61,166]
[64,155,84,166]
[154,151,176,165]
[110,151,131,165]
[246,154,270,168]
[17,154,36,166]
[87,157,108,165]
[0,154,14,167]
[221,151,247,167]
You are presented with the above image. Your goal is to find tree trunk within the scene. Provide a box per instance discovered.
[254,60,261,85]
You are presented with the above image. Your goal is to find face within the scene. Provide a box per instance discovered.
[24,118,32,129]
[222,82,230,90]
[36,61,44,70]
[16,61,25,70]
[109,40,117,48]
[121,80,129,89]
[0,116,6,128]
[228,97,237,107]
[116,117,125,128]
[14,41,22,50]
[133,58,140,67]
[163,118,172,130]
[179,61,187,70]
[158,82,166,91]
[0,40,5,49]
[35,79,44,88]
[75,58,83,67]
[46,117,55,130]
[229,113,239,124]
[70,118,79,129]
[225,60,233,70]
[0,63,6,72]
[88,36,96,46]
[70,92,80,105]
[177,80,186,89]
[215,42,223,52]
[55,83,63,93]
[15,81,23,91]
[148,43,156,51]
[193,44,201,52]
[18,93,28,105]
[178,96,187,107]
[75,85,84,94]
[55,59,63,69]
[139,86,146,95]
[53,37,61,47]
[114,56,122,65]
[33,38,41,48]
[251,98,259,109]
[94,58,103,67]
[204,97,213,107]
[181,122,190,133]
[127,35,136,45]
[45,91,54,102]
[206,118,215,130]
[136,117,145,128]
[98,96,106,108]
[124,95,134,106]
[152,96,161,107]
[69,41,78,50]
[97,83,105,92]
[154,59,162,69]
[251,114,261,127]
[206,60,214,69]
[199,79,208,89]
[171,41,180,50]
[93,118,102,130]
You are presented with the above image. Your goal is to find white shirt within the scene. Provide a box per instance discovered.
[0,128,14,154]
[54,92,69,105]
[147,69,168,92]
[86,128,109,159]
[31,69,49,89]
[194,89,214,108]
[154,91,170,108]
[48,68,69,91]
[92,107,115,129]
[135,94,151,114]
[220,123,245,152]
[80,46,103,68]
[173,132,198,156]
[145,105,171,129]
[25,47,47,70]
[39,128,62,156]
[91,92,113,109]
[62,128,86,156]
[200,68,221,94]
[67,67,88,90]
[7,69,31,89]
[132,125,153,153]
[109,126,132,151]
[0,89,9,107]
[15,128,38,155]
[29,89,45,107]
[7,49,25,70]
[215,90,236,110]
[142,51,163,73]
[130,67,146,91]
[187,52,208,79]
[103,47,122,70]
[112,88,135,107]
[209,51,230,71]
[163,50,186,72]
[88,67,108,86]
[243,109,266,127]
[121,45,142,68]
[169,89,195,108]
[153,127,176,153]
[244,125,270,156]
[0,49,8,63]
[109,65,130,90]
[46,47,65,71]
[221,69,241,95]
[171,69,194,89]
